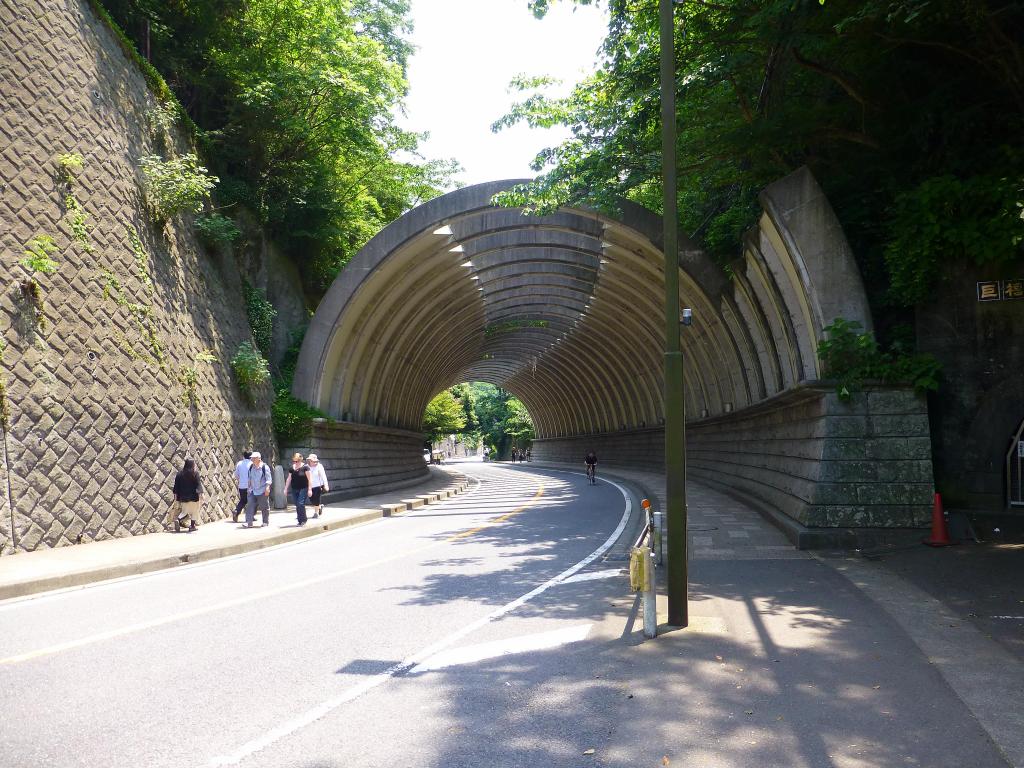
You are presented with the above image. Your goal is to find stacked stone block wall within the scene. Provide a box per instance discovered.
[288,421,429,502]
[0,0,274,553]
[533,384,933,529]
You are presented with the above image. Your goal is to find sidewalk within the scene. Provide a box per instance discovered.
[0,466,470,602]
[527,460,1024,767]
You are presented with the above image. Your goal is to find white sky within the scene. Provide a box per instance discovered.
[399,0,608,187]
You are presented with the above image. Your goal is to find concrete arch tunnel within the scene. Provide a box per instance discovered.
[293,169,936,540]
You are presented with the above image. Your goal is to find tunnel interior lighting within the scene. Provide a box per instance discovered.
[461,261,473,267]
[449,245,464,252]
[432,225,453,235]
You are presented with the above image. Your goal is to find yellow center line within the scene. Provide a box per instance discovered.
[0,480,546,666]
[450,483,545,539]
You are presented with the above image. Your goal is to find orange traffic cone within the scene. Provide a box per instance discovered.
[924,492,953,547]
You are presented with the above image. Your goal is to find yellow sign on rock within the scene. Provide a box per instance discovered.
[977,281,1001,301]
[1003,279,1024,300]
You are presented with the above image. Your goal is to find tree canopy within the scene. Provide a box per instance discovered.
[100,0,459,297]
[502,0,1024,332]
[422,390,467,442]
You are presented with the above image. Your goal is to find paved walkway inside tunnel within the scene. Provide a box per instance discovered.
[525,460,806,561]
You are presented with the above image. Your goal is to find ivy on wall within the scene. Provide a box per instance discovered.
[818,318,942,401]
[99,227,167,368]
[243,282,276,357]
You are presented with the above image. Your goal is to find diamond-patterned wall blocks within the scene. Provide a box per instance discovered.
[0,0,274,553]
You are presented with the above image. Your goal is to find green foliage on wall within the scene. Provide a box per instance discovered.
[95,0,459,295]
[84,0,195,135]
[195,213,241,249]
[178,349,217,407]
[231,341,270,402]
[272,388,328,448]
[885,173,1024,305]
[817,318,942,400]
[243,282,277,357]
[21,235,59,275]
[99,228,166,368]
[139,153,218,218]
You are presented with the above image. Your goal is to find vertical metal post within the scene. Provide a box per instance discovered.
[661,0,688,627]
[643,549,657,638]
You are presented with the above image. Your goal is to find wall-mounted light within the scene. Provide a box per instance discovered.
[432,225,453,236]
[681,308,693,326]
[723,402,733,413]
[449,245,464,252]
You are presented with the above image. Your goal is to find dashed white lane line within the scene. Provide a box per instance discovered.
[409,623,593,674]
[206,476,633,767]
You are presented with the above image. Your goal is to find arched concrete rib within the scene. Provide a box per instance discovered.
[293,171,872,444]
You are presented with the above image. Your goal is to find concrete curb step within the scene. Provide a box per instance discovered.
[0,474,472,602]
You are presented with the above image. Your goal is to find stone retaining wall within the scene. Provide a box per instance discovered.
[287,421,429,502]
[532,384,933,529]
[0,0,274,553]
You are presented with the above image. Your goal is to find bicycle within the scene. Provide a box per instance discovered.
[586,463,596,485]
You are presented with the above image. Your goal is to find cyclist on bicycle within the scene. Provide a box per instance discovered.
[584,451,598,484]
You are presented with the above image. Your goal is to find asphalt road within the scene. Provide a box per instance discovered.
[0,462,640,768]
[0,462,1015,768]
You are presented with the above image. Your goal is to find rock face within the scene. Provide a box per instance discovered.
[917,260,1024,512]
[0,0,274,553]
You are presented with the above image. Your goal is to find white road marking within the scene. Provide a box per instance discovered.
[990,616,1024,620]
[409,623,593,674]
[560,569,623,585]
[206,473,633,767]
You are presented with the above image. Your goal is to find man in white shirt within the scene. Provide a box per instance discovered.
[232,450,252,523]
[307,453,329,518]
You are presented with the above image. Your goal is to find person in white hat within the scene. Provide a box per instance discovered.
[244,451,272,528]
[307,453,329,518]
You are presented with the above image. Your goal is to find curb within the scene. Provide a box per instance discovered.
[0,476,471,602]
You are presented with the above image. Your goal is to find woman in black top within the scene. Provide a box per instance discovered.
[283,453,312,526]
[171,458,203,532]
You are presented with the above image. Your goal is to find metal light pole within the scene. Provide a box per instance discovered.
[660,0,688,627]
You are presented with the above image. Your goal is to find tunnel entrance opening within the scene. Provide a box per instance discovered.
[291,172,936,538]
[422,382,535,463]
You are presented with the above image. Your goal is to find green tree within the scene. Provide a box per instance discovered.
[506,0,1024,332]
[502,397,535,446]
[422,390,467,441]
[98,0,459,296]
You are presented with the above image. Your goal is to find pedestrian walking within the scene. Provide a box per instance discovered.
[307,453,329,519]
[171,458,203,533]
[232,450,252,523]
[283,452,312,526]
[244,451,272,528]
[526,448,531,462]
